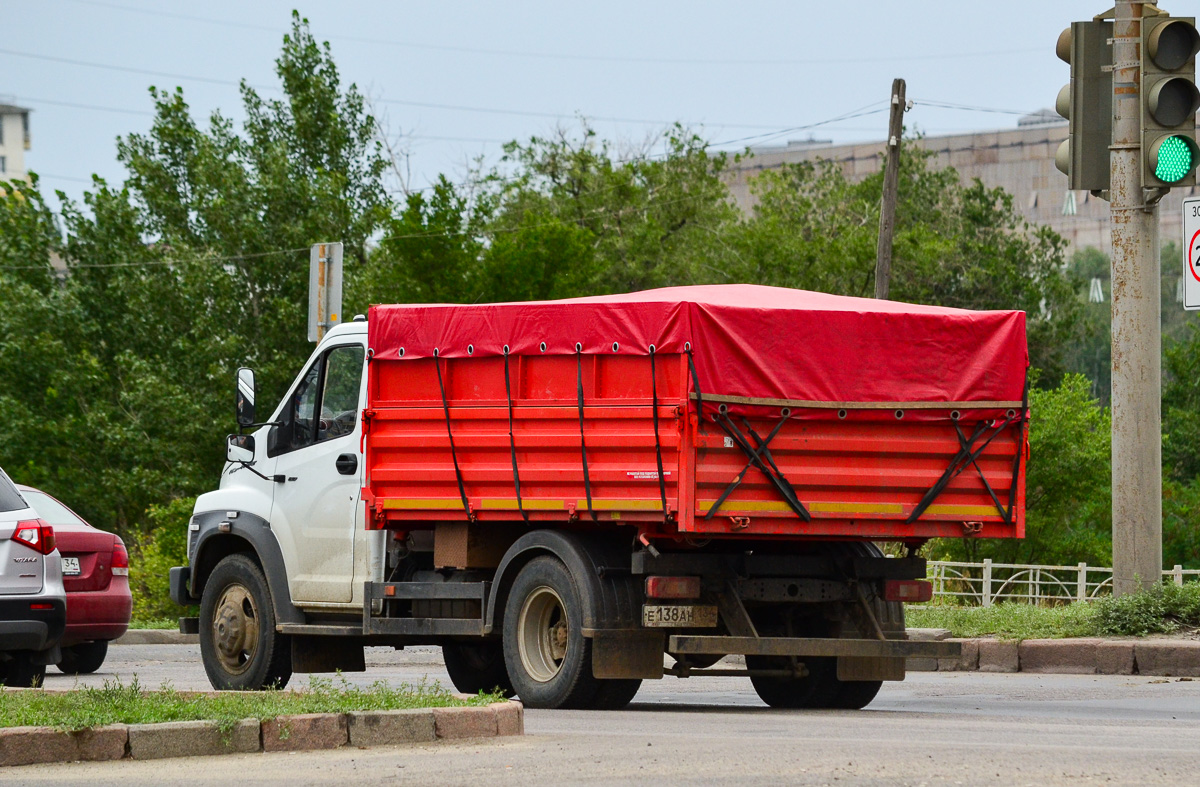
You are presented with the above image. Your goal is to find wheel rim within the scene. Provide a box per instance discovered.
[517,585,569,683]
[212,582,260,675]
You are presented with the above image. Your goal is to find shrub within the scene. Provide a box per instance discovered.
[1092,582,1200,636]
[129,496,196,622]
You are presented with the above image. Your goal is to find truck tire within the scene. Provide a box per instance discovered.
[56,640,109,675]
[199,553,292,691]
[590,678,642,710]
[501,556,598,709]
[0,652,46,687]
[442,642,515,697]
[746,654,841,709]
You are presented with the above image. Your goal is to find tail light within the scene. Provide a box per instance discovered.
[12,519,56,556]
[884,579,933,603]
[111,539,130,577]
[645,576,702,599]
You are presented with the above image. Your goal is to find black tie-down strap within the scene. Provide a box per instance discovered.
[576,346,598,521]
[433,351,471,520]
[706,407,811,522]
[905,405,1026,525]
[502,348,528,522]
[649,346,669,519]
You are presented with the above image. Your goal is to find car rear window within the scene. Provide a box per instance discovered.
[21,490,88,527]
[0,471,27,513]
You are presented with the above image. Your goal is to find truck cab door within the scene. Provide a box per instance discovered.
[267,342,365,605]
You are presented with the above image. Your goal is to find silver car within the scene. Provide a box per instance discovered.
[0,467,66,686]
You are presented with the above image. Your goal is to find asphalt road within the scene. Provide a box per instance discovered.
[8,643,1200,785]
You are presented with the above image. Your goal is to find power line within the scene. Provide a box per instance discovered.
[0,246,312,271]
[59,0,1042,67]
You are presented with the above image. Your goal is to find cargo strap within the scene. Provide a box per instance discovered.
[906,398,1026,525]
[433,352,471,519]
[707,410,811,521]
[649,346,669,520]
[687,349,703,417]
[575,347,598,521]
[502,349,528,522]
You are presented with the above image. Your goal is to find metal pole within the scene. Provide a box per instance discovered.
[874,78,906,300]
[1110,0,1162,596]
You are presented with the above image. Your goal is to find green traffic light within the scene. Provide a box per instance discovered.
[1155,135,1196,183]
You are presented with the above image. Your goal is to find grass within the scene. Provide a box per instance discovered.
[907,582,1200,641]
[0,675,504,732]
[128,618,179,630]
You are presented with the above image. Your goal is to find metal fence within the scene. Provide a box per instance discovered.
[927,560,1200,606]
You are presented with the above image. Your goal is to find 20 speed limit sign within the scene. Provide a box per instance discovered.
[1186,197,1200,311]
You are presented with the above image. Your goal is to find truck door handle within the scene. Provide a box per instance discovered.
[335,454,358,475]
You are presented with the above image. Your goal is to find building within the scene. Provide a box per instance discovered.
[724,112,1198,258]
[0,102,31,182]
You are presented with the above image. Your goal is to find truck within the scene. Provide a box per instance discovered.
[171,284,1028,709]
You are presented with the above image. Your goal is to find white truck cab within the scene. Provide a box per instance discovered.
[171,319,384,688]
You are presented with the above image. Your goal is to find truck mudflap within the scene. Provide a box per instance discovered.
[667,635,960,661]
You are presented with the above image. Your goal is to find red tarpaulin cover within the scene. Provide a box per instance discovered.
[367,284,1027,412]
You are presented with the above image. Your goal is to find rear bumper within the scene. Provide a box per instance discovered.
[61,579,132,646]
[667,635,961,660]
[0,597,67,652]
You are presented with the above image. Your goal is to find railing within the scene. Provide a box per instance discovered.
[927,560,1200,606]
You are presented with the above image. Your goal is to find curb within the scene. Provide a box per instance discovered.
[907,637,1200,676]
[113,631,198,645]
[0,701,522,768]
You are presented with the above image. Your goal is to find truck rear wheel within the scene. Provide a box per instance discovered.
[746,654,841,709]
[501,556,598,709]
[199,554,292,691]
[442,642,514,697]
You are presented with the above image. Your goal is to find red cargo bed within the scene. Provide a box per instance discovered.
[364,285,1027,543]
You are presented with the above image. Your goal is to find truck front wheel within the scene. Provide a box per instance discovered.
[199,554,292,690]
[501,556,598,709]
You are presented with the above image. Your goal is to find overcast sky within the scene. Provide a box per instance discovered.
[4,0,1110,211]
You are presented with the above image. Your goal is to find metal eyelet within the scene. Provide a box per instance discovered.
[540,342,547,353]
[950,410,961,421]
[612,342,620,352]
[503,344,510,355]
[467,344,474,355]
[718,404,729,415]
[1006,409,1017,419]
[837,409,847,420]
[684,342,691,351]
[780,408,791,418]
[433,348,440,358]
[894,410,905,420]
[398,347,405,357]
[575,342,583,352]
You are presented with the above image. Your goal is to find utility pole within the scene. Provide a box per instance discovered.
[1110,0,1162,595]
[874,78,906,300]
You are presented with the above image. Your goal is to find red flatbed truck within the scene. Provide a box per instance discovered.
[176,284,1026,709]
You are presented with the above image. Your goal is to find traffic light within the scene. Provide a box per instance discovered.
[1055,21,1113,191]
[1141,14,1200,188]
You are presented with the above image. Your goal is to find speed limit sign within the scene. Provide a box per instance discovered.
[1185,197,1200,311]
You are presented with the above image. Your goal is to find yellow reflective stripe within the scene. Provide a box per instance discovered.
[382,498,464,510]
[588,499,664,511]
[810,501,905,515]
[924,504,1002,517]
[479,499,565,510]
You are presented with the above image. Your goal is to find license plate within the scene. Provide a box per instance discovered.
[61,557,81,576]
[642,604,718,628]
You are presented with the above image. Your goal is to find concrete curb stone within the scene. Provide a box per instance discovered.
[0,724,129,767]
[262,713,348,753]
[434,705,498,740]
[937,638,980,672]
[127,719,260,760]
[493,701,524,736]
[1134,640,1200,677]
[113,630,198,645]
[977,639,1019,672]
[347,709,436,747]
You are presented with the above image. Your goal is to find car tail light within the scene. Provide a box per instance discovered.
[645,576,701,599]
[884,579,933,603]
[111,539,129,577]
[12,519,56,556]
[30,603,53,610]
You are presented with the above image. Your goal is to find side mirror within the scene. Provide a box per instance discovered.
[236,367,256,427]
[226,434,255,464]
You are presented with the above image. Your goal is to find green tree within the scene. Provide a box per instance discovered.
[729,144,1084,382]
[933,374,1112,565]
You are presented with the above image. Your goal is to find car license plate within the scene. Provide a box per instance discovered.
[642,604,718,628]
[61,557,81,576]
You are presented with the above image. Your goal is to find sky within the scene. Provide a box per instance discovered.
[3,0,1113,212]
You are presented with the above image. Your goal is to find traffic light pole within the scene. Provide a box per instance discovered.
[1110,0,1163,595]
